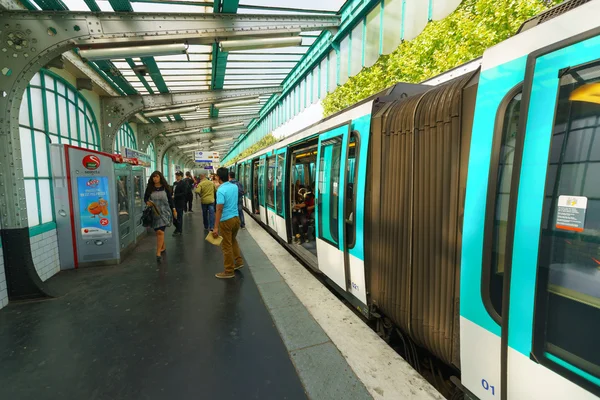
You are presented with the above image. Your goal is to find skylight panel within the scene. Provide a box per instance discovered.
[95,1,115,11]
[62,0,91,11]
[131,2,209,13]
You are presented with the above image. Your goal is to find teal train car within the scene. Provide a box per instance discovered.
[233,1,600,398]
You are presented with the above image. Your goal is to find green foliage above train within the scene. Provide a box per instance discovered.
[322,0,564,116]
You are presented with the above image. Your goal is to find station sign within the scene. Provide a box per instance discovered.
[195,151,219,163]
[121,147,151,167]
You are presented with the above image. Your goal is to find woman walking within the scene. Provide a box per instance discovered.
[144,171,177,262]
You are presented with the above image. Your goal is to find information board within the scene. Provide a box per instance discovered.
[195,151,219,163]
[556,195,587,232]
[122,147,151,167]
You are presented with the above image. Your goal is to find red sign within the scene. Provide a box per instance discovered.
[100,218,109,226]
[82,155,101,170]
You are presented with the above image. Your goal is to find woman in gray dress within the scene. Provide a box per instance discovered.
[144,171,177,262]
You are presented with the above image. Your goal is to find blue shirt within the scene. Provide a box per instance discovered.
[217,181,239,222]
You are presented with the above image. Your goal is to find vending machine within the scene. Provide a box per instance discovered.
[50,144,146,269]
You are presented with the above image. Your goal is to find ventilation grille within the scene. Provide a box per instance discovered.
[518,0,592,33]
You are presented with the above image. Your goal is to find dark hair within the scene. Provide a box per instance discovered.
[229,171,235,179]
[185,171,192,177]
[145,170,172,197]
[217,167,229,183]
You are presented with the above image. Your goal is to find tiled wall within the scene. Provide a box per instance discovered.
[31,229,60,282]
[0,246,7,310]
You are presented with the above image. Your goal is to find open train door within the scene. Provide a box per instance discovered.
[315,123,350,290]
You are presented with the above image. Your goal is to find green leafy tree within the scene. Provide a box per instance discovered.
[223,133,277,167]
[323,0,563,116]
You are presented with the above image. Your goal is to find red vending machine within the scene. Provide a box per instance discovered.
[50,144,146,269]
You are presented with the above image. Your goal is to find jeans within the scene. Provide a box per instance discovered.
[292,212,309,238]
[201,203,215,229]
[238,203,245,228]
[175,207,184,233]
[220,217,243,274]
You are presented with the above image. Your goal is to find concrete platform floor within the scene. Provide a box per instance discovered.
[0,210,309,400]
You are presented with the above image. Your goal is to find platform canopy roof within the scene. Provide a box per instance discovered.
[19,0,346,158]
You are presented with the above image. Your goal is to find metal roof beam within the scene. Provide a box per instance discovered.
[100,87,277,152]
[138,115,256,149]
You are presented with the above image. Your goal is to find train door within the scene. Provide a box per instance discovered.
[315,123,350,290]
[273,148,288,240]
[251,158,259,214]
[265,154,277,230]
[258,155,267,224]
[497,37,600,400]
[243,161,251,211]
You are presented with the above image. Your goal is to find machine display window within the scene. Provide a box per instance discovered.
[534,61,600,384]
[117,175,130,224]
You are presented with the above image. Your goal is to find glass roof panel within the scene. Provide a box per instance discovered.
[62,0,92,11]
[131,2,210,13]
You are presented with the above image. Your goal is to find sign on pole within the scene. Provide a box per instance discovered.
[195,151,220,163]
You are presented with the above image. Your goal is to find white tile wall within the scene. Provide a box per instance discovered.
[30,229,60,282]
[0,246,7,310]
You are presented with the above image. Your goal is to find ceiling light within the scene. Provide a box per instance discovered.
[179,143,203,149]
[165,130,200,137]
[79,43,188,61]
[211,122,244,131]
[214,97,260,109]
[145,105,199,118]
[219,37,302,52]
[211,137,235,144]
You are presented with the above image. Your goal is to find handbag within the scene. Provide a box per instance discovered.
[141,206,154,227]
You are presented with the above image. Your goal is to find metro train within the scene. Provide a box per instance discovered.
[230,1,600,399]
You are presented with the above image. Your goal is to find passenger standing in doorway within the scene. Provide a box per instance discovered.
[197,173,216,231]
[184,171,194,212]
[212,167,244,279]
[229,171,246,230]
[144,171,176,262]
[172,171,187,236]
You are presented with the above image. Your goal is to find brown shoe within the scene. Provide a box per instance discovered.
[215,272,235,279]
[234,264,244,270]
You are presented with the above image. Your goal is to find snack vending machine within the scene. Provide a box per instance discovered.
[50,144,146,269]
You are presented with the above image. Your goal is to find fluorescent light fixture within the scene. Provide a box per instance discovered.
[164,129,210,137]
[214,97,260,109]
[211,137,235,144]
[145,105,199,118]
[179,143,202,149]
[219,37,302,52]
[79,43,187,61]
[211,122,244,131]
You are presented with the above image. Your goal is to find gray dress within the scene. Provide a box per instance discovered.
[149,187,173,230]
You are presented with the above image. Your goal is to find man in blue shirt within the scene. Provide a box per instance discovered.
[212,167,244,278]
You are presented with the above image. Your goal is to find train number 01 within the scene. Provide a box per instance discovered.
[481,379,496,396]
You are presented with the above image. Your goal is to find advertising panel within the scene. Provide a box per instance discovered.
[122,147,151,167]
[77,176,112,238]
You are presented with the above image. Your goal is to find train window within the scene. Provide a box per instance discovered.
[276,153,285,216]
[534,62,600,384]
[318,136,343,245]
[483,87,522,322]
[266,156,275,208]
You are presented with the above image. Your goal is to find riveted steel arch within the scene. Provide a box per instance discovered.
[100,86,280,153]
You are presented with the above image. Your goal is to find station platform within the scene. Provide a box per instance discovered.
[0,207,441,400]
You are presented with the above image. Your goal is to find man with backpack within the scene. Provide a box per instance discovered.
[229,171,245,230]
[184,171,195,212]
